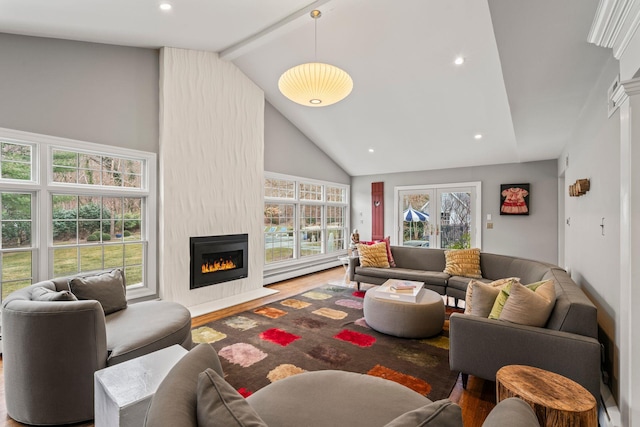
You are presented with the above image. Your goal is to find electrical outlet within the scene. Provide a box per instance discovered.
[486,222,493,229]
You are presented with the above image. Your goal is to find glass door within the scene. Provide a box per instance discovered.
[436,187,476,249]
[395,183,481,249]
[397,188,434,247]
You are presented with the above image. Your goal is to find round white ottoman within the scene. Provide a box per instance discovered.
[363,287,445,338]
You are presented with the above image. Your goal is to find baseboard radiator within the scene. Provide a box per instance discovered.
[599,381,622,427]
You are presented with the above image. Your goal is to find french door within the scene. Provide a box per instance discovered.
[394,182,481,249]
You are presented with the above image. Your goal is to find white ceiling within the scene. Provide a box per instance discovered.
[0,0,611,176]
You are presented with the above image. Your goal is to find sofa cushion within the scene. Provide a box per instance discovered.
[358,242,390,268]
[146,344,224,427]
[468,280,515,317]
[443,249,482,279]
[390,247,446,271]
[69,269,127,315]
[489,279,550,320]
[383,236,397,267]
[383,399,462,427]
[499,280,556,327]
[197,368,267,427]
[105,300,192,366]
[355,267,449,287]
[464,277,518,315]
[31,287,78,301]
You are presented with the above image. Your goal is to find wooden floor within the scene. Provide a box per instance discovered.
[0,267,496,427]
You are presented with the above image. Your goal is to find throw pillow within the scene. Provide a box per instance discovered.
[468,280,515,317]
[383,236,397,267]
[488,279,550,320]
[358,242,390,268]
[443,248,482,279]
[69,269,127,315]
[196,368,268,427]
[31,286,78,302]
[383,399,462,427]
[499,280,557,327]
[464,277,519,315]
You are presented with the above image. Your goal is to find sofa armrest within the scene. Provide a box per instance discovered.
[348,255,360,281]
[2,299,108,424]
[482,398,540,427]
[449,313,601,399]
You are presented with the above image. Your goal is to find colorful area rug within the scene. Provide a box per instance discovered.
[192,285,460,401]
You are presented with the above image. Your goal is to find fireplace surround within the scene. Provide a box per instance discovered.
[190,234,248,289]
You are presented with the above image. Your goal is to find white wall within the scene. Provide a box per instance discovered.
[560,54,621,399]
[158,47,266,311]
[351,160,558,264]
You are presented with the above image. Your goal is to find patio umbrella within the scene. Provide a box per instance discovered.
[403,206,429,240]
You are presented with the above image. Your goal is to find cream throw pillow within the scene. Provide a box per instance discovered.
[499,280,556,327]
[464,277,518,315]
[443,248,482,279]
[488,279,550,320]
[358,242,390,268]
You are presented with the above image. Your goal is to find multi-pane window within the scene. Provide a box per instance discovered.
[52,195,144,284]
[1,142,32,181]
[52,150,142,188]
[0,130,156,301]
[264,174,349,265]
[1,192,34,302]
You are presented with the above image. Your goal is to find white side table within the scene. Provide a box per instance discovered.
[94,344,188,427]
[337,255,358,287]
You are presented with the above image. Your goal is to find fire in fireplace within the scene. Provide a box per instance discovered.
[190,234,248,289]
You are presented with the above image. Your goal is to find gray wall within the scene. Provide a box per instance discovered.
[264,102,349,184]
[352,160,558,264]
[0,33,159,152]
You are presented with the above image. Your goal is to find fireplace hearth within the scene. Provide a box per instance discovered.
[190,234,248,289]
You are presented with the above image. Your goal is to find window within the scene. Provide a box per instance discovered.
[264,173,349,266]
[0,128,157,303]
[1,192,34,302]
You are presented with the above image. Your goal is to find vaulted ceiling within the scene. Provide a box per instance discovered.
[0,0,612,175]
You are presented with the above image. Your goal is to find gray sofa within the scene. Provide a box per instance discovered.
[2,273,193,425]
[145,343,541,427]
[349,246,601,399]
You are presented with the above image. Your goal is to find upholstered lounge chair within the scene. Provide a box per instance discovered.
[2,271,193,425]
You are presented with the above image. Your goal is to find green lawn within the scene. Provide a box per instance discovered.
[2,242,144,301]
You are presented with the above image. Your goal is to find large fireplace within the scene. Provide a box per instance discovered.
[190,234,248,289]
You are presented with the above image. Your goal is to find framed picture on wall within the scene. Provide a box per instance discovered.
[500,183,530,215]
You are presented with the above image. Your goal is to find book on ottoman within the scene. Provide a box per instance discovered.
[375,279,424,303]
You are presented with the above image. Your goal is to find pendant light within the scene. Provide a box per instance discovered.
[278,10,353,107]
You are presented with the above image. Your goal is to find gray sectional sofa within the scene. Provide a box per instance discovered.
[145,343,541,427]
[349,246,601,399]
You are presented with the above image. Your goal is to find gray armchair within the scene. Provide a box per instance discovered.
[2,275,192,425]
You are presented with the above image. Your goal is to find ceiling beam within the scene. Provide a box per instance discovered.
[219,0,336,60]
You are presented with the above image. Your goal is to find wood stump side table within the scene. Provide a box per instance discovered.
[496,365,597,427]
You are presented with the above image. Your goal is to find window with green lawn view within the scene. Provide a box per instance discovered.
[264,174,349,265]
[0,130,157,303]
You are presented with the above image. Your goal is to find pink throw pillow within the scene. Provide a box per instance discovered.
[383,236,396,267]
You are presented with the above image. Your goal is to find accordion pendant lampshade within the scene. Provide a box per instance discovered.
[278,10,353,107]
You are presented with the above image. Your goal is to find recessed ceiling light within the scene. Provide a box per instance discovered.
[474,134,483,140]
[159,3,172,11]
[454,57,465,65]
[368,148,375,153]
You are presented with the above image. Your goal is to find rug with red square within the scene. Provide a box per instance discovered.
[192,284,460,400]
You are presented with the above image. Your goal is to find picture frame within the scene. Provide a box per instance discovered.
[500,183,530,215]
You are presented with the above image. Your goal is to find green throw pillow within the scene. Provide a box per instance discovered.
[488,279,550,319]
